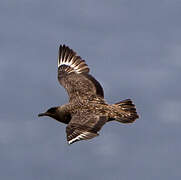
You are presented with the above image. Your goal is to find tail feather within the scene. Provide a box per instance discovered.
[110,99,139,123]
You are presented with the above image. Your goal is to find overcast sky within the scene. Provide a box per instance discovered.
[0,0,181,179]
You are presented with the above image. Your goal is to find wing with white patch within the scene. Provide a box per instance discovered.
[66,127,98,145]
[58,45,89,74]
[57,45,104,102]
[66,112,107,145]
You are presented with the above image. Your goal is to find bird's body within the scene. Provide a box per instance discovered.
[38,45,139,144]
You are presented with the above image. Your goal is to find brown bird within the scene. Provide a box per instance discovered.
[38,45,139,145]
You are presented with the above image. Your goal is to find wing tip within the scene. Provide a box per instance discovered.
[58,44,89,74]
[67,131,98,145]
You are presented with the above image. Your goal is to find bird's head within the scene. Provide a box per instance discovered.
[38,107,59,120]
[38,106,71,124]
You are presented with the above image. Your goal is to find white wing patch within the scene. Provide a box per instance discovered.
[68,131,98,145]
[58,45,89,74]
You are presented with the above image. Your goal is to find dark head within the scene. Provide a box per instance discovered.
[38,106,71,124]
[38,107,59,120]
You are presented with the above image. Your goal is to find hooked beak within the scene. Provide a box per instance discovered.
[38,112,48,117]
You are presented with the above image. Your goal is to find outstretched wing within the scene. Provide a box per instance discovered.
[57,45,104,102]
[66,111,107,144]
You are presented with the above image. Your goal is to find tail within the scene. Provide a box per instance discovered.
[109,99,139,123]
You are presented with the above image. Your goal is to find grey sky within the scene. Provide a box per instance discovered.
[0,0,181,179]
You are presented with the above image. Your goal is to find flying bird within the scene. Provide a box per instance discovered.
[38,45,139,145]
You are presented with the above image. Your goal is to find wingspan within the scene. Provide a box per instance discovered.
[66,112,107,144]
[57,45,104,102]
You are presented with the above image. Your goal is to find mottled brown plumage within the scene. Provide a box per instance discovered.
[38,45,139,144]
